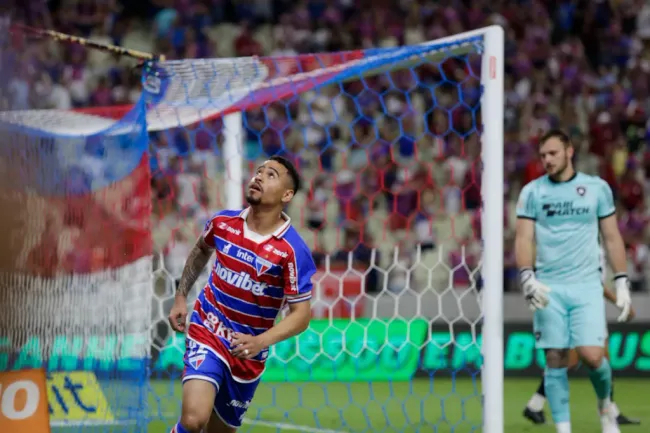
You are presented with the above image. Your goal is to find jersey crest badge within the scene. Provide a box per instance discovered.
[189,352,206,370]
[576,186,586,196]
[255,257,273,276]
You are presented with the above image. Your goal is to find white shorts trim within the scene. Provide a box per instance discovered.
[182,374,220,391]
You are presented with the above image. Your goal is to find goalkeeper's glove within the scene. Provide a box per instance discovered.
[519,268,551,311]
[613,273,632,322]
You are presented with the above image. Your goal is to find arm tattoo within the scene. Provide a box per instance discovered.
[176,239,212,297]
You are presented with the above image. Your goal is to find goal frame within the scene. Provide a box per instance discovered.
[221,25,504,433]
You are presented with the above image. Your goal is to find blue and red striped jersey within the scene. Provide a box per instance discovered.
[188,208,316,382]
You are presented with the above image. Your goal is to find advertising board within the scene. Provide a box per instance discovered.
[4,322,650,380]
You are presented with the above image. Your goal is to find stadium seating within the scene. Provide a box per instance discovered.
[4,0,650,292]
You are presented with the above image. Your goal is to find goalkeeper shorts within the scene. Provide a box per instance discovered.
[182,339,260,427]
[533,281,606,349]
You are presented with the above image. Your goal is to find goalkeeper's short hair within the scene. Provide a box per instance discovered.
[539,129,572,148]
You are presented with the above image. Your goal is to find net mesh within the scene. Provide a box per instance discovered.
[1,34,492,433]
[0,106,153,430]
[147,39,487,433]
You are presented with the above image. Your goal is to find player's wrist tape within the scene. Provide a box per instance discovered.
[518,268,534,284]
[613,273,628,281]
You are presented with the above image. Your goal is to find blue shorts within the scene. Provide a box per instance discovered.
[182,340,260,428]
[533,282,606,349]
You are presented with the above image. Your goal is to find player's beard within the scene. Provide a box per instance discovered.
[245,193,262,206]
[548,154,570,178]
[555,154,571,177]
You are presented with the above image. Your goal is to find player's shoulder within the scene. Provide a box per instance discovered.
[204,209,244,235]
[519,176,545,197]
[279,226,313,261]
[209,209,243,220]
[575,172,610,190]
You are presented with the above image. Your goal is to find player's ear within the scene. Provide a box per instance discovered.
[566,144,574,159]
[281,189,295,204]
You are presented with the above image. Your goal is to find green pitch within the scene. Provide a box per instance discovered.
[145,378,648,433]
[54,378,648,432]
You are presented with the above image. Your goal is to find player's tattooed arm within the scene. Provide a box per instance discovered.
[176,237,214,298]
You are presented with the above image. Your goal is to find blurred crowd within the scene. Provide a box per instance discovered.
[3,0,650,294]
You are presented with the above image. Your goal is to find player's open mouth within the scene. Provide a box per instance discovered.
[249,183,262,192]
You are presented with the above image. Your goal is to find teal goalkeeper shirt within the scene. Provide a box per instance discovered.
[516,172,616,286]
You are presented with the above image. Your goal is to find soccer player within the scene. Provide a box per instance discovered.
[515,129,632,433]
[167,156,316,433]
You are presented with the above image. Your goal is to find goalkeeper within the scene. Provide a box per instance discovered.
[515,129,631,433]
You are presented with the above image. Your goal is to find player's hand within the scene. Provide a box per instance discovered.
[231,333,265,360]
[519,268,551,311]
[168,295,188,333]
[614,274,632,322]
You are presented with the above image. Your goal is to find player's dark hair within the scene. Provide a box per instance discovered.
[270,155,301,193]
[539,129,572,148]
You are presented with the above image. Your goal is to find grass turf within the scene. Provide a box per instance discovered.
[53,377,650,432]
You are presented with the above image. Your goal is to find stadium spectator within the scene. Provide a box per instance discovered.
[4,0,650,293]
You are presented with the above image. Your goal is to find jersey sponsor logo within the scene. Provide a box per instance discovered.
[217,221,241,236]
[255,257,273,276]
[541,201,589,217]
[263,243,288,258]
[201,312,236,342]
[0,369,50,432]
[228,399,250,409]
[288,262,297,292]
[222,242,233,254]
[215,262,267,295]
[236,248,255,264]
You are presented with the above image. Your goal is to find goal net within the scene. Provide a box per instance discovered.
[0,26,504,433]
[0,104,153,431]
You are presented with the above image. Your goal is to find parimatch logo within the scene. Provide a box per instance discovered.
[542,201,589,217]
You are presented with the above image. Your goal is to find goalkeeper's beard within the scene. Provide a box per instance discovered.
[549,155,571,179]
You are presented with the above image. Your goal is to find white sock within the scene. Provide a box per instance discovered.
[527,393,546,412]
[556,421,572,433]
[606,401,620,417]
[598,397,612,413]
